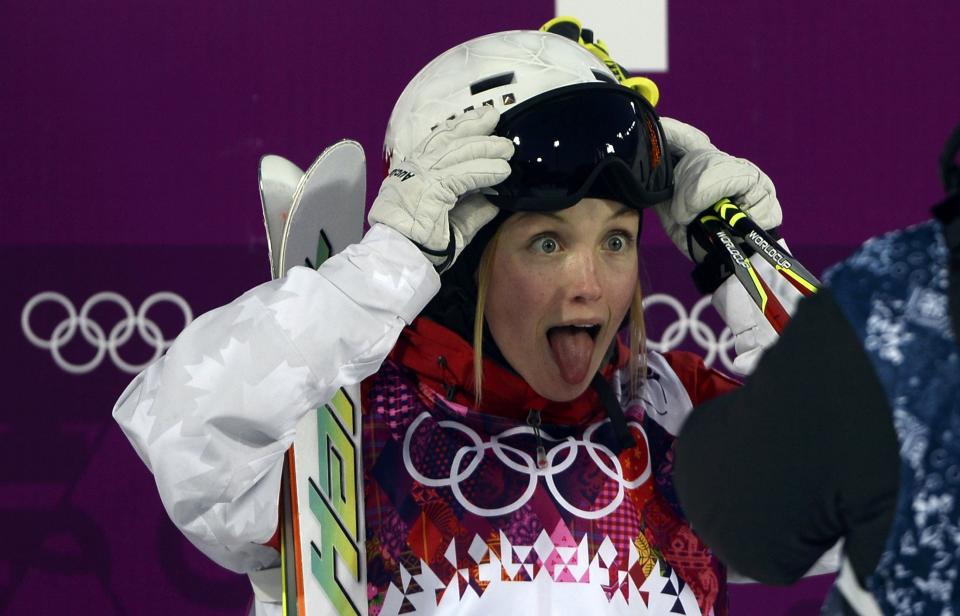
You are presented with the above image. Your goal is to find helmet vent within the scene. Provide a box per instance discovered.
[470,72,516,95]
[591,70,617,84]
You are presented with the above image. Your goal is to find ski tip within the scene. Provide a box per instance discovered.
[259,155,305,184]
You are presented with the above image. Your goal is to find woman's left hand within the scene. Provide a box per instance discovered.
[655,117,782,261]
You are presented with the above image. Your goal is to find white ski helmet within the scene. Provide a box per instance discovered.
[384,30,619,168]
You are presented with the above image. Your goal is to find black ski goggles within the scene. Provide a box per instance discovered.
[488,82,673,212]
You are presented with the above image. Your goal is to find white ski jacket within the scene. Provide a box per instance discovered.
[113,224,439,572]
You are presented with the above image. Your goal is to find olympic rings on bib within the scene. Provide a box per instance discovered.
[402,412,652,520]
[21,291,193,374]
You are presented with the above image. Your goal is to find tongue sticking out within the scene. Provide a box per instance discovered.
[547,327,596,385]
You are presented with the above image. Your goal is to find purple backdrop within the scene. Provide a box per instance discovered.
[3,1,959,614]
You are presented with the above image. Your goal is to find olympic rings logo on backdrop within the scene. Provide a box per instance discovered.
[20,290,730,375]
[642,293,737,374]
[402,412,651,520]
[21,292,193,375]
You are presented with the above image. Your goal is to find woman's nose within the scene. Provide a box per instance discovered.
[568,252,602,302]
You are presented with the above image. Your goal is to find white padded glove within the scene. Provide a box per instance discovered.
[368,106,514,271]
[655,118,782,261]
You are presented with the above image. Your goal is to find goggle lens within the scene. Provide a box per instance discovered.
[490,84,673,212]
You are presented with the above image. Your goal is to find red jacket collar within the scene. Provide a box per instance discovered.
[388,317,630,425]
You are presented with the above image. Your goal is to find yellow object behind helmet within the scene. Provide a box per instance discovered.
[540,16,660,108]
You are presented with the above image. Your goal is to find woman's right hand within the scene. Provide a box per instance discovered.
[368,106,514,272]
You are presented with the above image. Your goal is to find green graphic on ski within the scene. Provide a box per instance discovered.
[258,140,367,616]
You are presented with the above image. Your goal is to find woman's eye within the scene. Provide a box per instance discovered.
[605,233,630,251]
[533,237,559,254]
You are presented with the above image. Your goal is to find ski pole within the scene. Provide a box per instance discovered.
[693,209,792,334]
[708,198,821,296]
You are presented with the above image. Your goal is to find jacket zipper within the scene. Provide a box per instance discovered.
[526,409,548,469]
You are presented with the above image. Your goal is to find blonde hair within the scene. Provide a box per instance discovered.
[471,228,647,405]
[472,226,503,405]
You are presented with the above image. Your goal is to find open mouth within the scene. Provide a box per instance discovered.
[548,324,601,339]
[546,323,602,385]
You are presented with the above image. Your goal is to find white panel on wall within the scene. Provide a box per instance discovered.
[553,0,667,72]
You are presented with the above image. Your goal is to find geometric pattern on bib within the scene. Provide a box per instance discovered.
[362,358,724,615]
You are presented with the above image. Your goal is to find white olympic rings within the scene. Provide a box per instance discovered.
[21,291,193,374]
[402,412,652,520]
[642,293,738,374]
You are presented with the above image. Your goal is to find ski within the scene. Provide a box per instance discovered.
[259,154,305,278]
[259,140,368,616]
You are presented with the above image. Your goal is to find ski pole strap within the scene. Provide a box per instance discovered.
[591,373,637,454]
[413,222,457,272]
